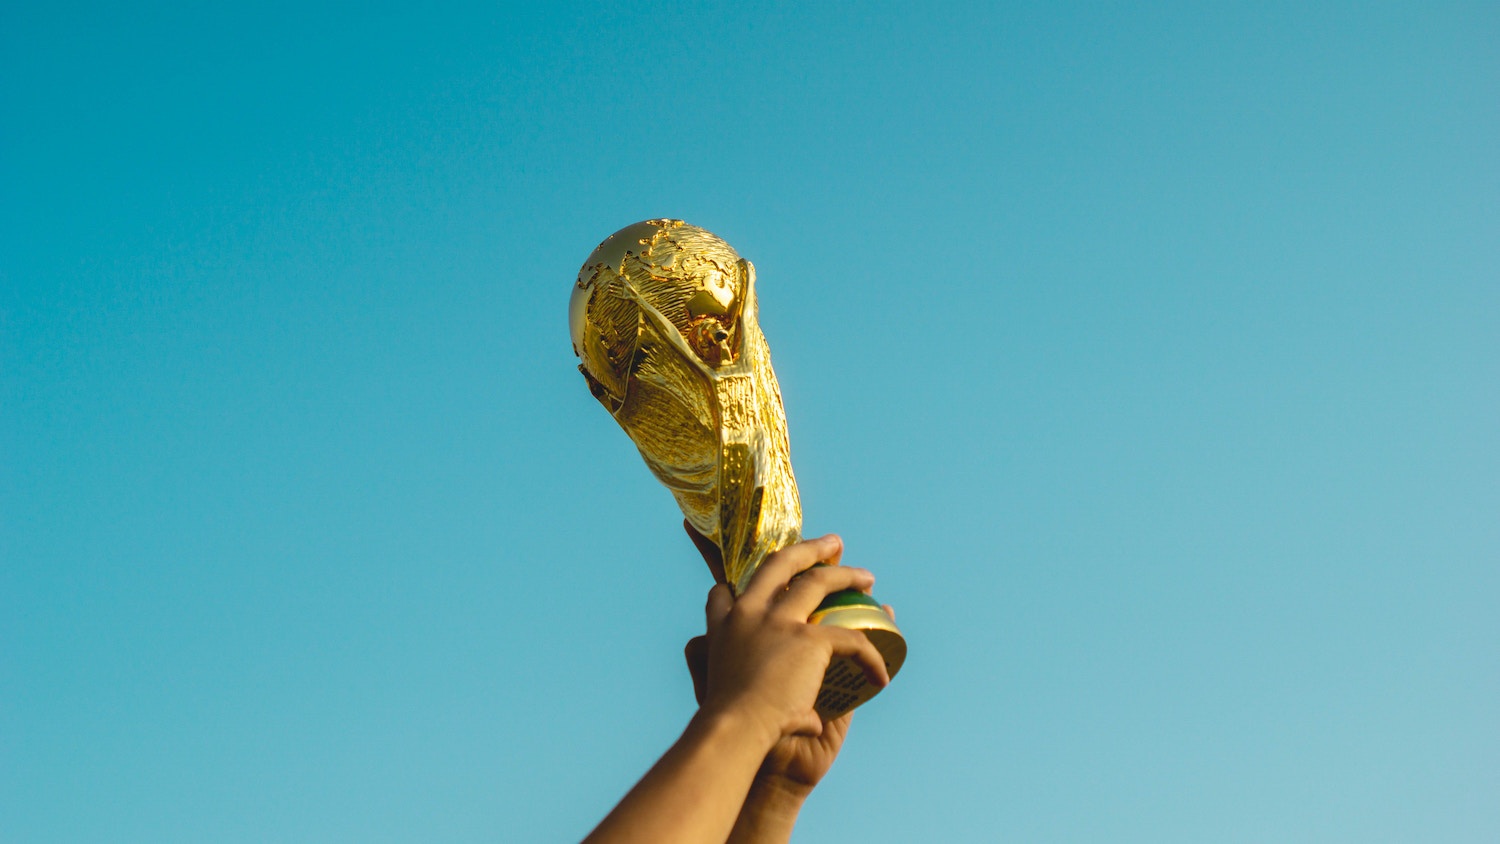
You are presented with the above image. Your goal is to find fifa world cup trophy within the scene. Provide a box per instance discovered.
[569,219,906,716]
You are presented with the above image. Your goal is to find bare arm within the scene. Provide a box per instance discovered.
[582,535,889,844]
[682,526,894,844]
[582,703,777,844]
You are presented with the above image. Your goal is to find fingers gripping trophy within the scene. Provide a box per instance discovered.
[569,219,906,717]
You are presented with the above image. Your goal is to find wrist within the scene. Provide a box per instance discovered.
[690,700,782,761]
[749,772,813,811]
[727,773,807,844]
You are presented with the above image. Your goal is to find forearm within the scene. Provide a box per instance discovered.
[583,707,778,844]
[726,777,811,844]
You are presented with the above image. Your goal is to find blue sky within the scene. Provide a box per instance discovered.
[3,2,1496,841]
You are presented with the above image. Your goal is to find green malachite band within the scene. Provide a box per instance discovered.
[815,588,882,612]
[800,565,883,612]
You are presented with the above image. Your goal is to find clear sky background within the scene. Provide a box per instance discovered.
[3,2,1496,842]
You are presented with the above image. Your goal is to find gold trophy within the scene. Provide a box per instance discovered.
[569,219,906,717]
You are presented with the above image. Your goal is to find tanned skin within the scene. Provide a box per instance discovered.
[582,528,891,844]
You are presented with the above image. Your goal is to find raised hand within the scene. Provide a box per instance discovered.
[581,527,888,844]
[699,535,889,739]
[683,523,893,842]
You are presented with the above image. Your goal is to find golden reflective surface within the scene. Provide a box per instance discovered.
[571,219,799,593]
[571,219,904,714]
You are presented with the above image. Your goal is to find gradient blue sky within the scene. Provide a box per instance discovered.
[3,2,1496,842]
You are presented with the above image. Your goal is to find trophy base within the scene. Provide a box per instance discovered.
[808,590,906,718]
